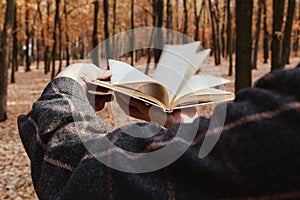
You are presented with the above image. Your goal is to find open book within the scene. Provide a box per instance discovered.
[90,42,234,112]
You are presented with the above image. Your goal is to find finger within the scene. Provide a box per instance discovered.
[87,92,114,111]
[87,83,111,94]
[99,70,112,80]
[115,93,150,120]
[94,94,114,111]
[115,92,152,111]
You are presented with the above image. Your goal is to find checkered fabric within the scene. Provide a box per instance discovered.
[18,66,300,199]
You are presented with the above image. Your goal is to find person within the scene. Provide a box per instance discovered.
[18,62,300,200]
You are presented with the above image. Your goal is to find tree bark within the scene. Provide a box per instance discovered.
[130,0,136,66]
[0,0,15,121]
[25,1,31,72]
[235,0,253,93]
[153,0,164,65]
[64,0,70,67]
[103,0,110,60]
[271,0,285,71]
[282,0,296,65]
[263,0,269,64]
[57,8,63,74]
[252,0,263,69]
[292,0,299,56]
[183,0,188,42]
[112,0,117,58]
[44,0,51,74]
[11,1,17,83]
[51,0,61,80]
[92,0,99,66]
[166,0,173,43]
[193,0,201,41]
[208,0,221,65]
[201,1,207,48]
[227,0,233,76]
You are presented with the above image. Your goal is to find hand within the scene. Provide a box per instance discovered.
[115,92,198,128]
[56,63,113,111]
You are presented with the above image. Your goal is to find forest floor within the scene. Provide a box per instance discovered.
[0,57,299,199]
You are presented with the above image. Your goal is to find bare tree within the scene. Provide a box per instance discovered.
[252,0,264,69]
[235,0,253,92]
[153,0,164,64]
[282,0,296,65]
[44,0,51,74]
[11,1,18,83]
[292,0,299,56]
[166,0,173,43]
[91,0,99,66]
[271,0,285,71]
[25,0,31,72]
[64,0,70,67]
[183,0,188,43]
[0,0,15,121]
[51,0,61,80]
[130,0,136,66]
[263,0,269,64]
[208,0,221,65]
[103,0,111,60]
[227,0,233,76]
[193,0,201,41]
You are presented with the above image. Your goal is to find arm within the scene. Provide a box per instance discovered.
[18,66,300,199]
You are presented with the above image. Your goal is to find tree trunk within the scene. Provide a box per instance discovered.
[193,0,201,41]
[235,0,253,93]
[0,0,15,121]
[112,0,117,58]
[153,0,164,65]
[271,0,285,71]
[227,0,233,76]
[176,0,179,32]
[44,0,51,74]
[166,0,173,43]
[130,0,136,66]
[183,0,188,43]
[282,0,296,65]
[221,3,226,58]
[51,0,61,80]
[292,0,299,57]
[263,0,269,64]
[215,2,222,64]
[64,0,70,67]
[57,9,63,75]
[92,0,99,66]
[103,0,111,60]
[36,0,40,70]
[11,1,18,83]
[25,1,31,72]
[208,0,221,65]
[201,1,206,48]
[112,0,117,35]
[252,0,263,69]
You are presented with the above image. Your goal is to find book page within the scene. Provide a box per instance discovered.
[109,59,158,85]
[90,80,169,111]
[171,88,234,110]
[152,42,211,102]
[175,74,231,100]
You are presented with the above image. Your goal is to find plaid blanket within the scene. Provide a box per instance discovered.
[18,67,300,199]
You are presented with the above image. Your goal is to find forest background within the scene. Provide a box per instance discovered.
[0,0,299,199]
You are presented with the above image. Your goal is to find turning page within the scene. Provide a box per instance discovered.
[152,42,211,101]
